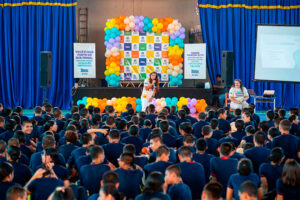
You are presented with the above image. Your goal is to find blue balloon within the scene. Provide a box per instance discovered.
[178,74,183,79]
[112,27,118,32]
[172,97,178,102]
[179,43,184,48]
[111,74,117,79]
[111,33,116,38]
[83,96,88,101]
[135,105,142,113]
[169,40,175,46]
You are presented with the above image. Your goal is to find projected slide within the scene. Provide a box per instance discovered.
[254,25,300,82]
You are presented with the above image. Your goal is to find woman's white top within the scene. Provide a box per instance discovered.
[229,86,249,109]
[141,79,154,99]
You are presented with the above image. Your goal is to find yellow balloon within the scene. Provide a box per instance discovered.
[152,27,158,32]
[152,18,158,25]
[157,23,163,29]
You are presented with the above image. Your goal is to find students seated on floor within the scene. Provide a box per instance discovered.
[0,103,299,200]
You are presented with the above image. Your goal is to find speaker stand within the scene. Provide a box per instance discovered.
[43,87,49,104]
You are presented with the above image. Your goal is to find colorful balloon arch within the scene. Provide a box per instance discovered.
[104,15,185,87]
[77,96,207,114]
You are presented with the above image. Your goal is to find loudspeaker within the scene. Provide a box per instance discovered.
[40,51,52,87]
[221,51,234,87]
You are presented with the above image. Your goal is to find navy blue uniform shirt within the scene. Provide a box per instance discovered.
[167,182,192,200]
[115,168,143,199]
[210,157,238,196]
[259,163,283,191]
[218,119,231,134]
[27,177,64,200]
[276,178,300,200]
[272,134,299,159]
[192,152,215,182]
[245,146,271,173]
[176,161,206,199]
[9,161,32,186]
[103,142,125,167]
[79,163,110,194]
[121,136,144,155]
[58,143,79,161]
[144,161,172,177]
[228,173,261,200]
[212,130,224,140]
[192,121,209,138]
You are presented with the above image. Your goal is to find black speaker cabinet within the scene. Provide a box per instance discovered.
[40,51,52,88]
[221,51,234,87]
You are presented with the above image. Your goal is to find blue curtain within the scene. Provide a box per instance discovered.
[0,0,76,109]
[199,0,300,109]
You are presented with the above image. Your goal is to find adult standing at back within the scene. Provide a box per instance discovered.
[228,79,249,110]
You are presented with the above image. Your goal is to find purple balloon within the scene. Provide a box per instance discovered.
[179,34,185,40]
[104,41,108,45]
[180,27,186,33]
[175,31,180,37]
[113,42,119,47]
[139,22,144,27]
[139,16,144,21]
[115,36,121,42]
[191,99,197,104]
[187,98,191,101]
[170,35,176,40]
[134,18,140,24]
[109,38,114,43]
[187,102,193,108]
[134,26,140,31]
[190,108,196,114]
[107,44,113,49]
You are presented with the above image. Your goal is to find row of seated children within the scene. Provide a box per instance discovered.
[0,102,299,200]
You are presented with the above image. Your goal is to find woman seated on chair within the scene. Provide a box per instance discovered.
[229,79,249,110]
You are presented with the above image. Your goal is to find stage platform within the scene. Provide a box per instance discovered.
[73,87,212,105]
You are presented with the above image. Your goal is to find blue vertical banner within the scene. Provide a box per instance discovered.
[0,0,77,109]
[198,0,300,109]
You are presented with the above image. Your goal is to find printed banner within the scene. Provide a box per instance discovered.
[184,43,206,79]
[119,31,169,81]
[74,43,96,78]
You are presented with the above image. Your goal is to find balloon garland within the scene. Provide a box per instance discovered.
[104,15,185,87]
[77,96,207,114]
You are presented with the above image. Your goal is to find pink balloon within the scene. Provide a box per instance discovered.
[190,108,196,114]
[187,102,193,108]
[191,99,197,105]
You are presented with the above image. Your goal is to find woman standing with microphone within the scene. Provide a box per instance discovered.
[141,72,159,111]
